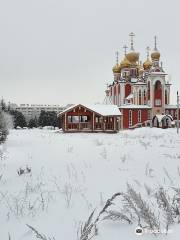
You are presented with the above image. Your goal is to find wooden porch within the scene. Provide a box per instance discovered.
[65,117,119,133]
[58,104,122,133]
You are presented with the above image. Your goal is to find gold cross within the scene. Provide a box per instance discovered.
[146,46,150,58]
[154,36,157,50]
[129,32,135,51]
[115,51,119,64]
[123,45,128,55]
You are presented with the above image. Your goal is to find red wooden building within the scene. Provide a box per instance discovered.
[58,104,122,133]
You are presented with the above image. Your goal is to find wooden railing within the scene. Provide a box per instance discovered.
[95,123,103,129]
[67,122,92,130]
[67,122,115,131]
[67,123,78,130]
[80,123,91,129]
[105,123,114,130]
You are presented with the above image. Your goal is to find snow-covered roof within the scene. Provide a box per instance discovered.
[153,114,173,123]
[165,105,177,109]
[131,78,138,83]
[149,72,167,76]
[155,114,165,123]
[58,104,122,116]
[126,93,133,100]
[134,82,146,85]
[119,104,151,109]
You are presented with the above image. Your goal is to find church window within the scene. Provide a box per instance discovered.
[129,110,132,126]
[155,99,161,106]
[155,81,162,90]
[139,90,141,105]
[165,90,168,104]
[125,84,131,98]
[138,110,141,122]
[148,81,150,100]
[143,90,146,104]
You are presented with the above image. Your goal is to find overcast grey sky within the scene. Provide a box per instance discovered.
[0,0,180,105]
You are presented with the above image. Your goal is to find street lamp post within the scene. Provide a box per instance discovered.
[177,91,180,134]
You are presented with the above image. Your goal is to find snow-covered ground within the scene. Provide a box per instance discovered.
[0,128,180,239]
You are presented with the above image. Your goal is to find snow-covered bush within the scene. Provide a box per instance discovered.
[0,111,13,143]
[0,111,8,143]
[122,184,160,230]
[78,185,180,239]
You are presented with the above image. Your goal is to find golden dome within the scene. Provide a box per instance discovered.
[126,51,139,64]
[112,63,121,73]
[143,58,153,70]
[151,51,160,61]
[120,57,131,68]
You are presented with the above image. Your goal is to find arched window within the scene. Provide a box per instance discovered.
[148,82,150,101]
[154,80,162,106]
[138,110,141,122]
[114,86,116,96]
[143,90,146,104]
[155,80,162,90]
[125,84,131,98]
[129,110,132,127]
[165,90,168,104]
[139,90,141,105]
[113,86,116,104]
[118,84,120,95]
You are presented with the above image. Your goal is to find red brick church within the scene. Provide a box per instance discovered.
[59,33,179,132]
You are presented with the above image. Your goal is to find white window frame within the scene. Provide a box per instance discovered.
[155,99,161,106]
[129,110,132,126]
[138,110,141,123]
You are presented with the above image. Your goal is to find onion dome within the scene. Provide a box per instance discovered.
[126,52,139,64]
[112,63,121,73]
[151,36,160,61]
[120,57,131,68]
[151,51,160,61]
[143,58,153,70]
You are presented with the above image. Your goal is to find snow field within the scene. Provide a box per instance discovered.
[0,128,180,239]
